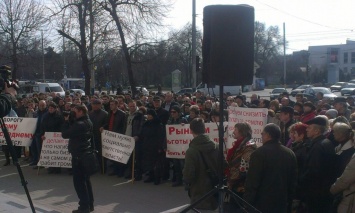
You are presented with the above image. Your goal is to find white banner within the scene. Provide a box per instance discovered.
[227,107,268,148]
[101,130,135,164]
[38,132,72,168]
[165,122,228,159]
[0,117,37,146]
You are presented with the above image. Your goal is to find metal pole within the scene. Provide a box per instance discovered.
[89,0,95,95]
[191,0,197,88]
[42,30,45,82]
[63,35,66,78]
[283,22,286,88]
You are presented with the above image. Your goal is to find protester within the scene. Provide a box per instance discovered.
[244,123,297,213]
[183,118,218,210]
[298,116,337,212]
[140,109,165,185]
[225,122,256,210]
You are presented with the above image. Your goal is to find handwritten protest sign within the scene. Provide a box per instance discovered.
[38,132,72,168]
[227,107,268,148]
[0,117,37,146]
[101,130,135,164]
[166,122,228,159]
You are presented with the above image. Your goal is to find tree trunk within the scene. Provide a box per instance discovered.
[108,2,136,97]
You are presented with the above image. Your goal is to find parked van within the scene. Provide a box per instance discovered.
[196,83,241,96]
[34,83,65,97]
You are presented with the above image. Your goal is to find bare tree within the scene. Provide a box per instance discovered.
[50,0,114,95]
[0,0,46,79]
[100,0,172,96]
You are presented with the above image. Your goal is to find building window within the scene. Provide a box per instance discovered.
[352,52,355,63]
[352,67,355,76]
[344,67,348,74]
[344,52,348,63]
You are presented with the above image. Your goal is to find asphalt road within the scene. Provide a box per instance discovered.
[0,154,198,213]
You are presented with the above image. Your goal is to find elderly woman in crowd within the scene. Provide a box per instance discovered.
[225,122,256,209]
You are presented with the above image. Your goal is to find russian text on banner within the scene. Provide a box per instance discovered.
[0,117,37,146]
[38,132,72,168]
[227,106,268,148]
[101,130,135,164]
[166,122,227,159]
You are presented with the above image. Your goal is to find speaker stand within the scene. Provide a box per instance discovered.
[180,85,260,213]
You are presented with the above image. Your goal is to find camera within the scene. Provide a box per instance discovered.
[0,65,19,92]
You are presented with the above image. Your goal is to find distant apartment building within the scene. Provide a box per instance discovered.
[308,39,355,84]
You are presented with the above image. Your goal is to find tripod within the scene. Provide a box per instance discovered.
[0,117,36,213]
[180,86,260,213]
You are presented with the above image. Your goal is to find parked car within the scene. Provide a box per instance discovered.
[176,88,195,95]
[124,86,149,96]
[330,82,348,92]
[349,79,355,84]
[291,85,313,97]
[270,88,287,100]
[341,83,355,96]
[303,87,337,102]
[69,89,85,96]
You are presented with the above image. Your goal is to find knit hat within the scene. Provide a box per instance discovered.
[325,109,338,119]
[303,101,316,111]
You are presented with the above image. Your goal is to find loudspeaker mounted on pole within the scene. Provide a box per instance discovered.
[202,5,255,86]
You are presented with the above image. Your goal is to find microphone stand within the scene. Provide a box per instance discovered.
[0,117,36,213]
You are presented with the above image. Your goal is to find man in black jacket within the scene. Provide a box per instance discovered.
[124,100,146,180]
[298,116,337,212]
[102,99,126,176]
[62,104,94,213]
[244,123,297,213]
[88,99,108,173]
[41,102,64,174]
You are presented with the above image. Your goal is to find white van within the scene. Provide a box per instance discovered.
[34,83,65,97]
[196,83,242,96]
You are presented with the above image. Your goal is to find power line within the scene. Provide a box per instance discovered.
[253,0,355,31]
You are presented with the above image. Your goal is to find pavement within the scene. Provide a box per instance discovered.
[0,154,222,213]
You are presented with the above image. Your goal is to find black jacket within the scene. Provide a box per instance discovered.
[0,94,12,117]
[127,111,145,138]
[89,109,108,148]
[298,135,337,201]
[244,140,297,213]
[62,115,93,156]
[104,109,126,134]
[41,111,63,135]
[155,107,169,125]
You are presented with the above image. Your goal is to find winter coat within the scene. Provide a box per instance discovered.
[335,140,355,178]
[225,137,256,194]
[244,139,297,213]
[104,109,126,134]
[300,111,317,123]
[89,109,108,150]
[61,115,93,156]
[40,111,63,135]
[298,135,337,208]
[330,154,355,213]
[183,134,219,210]
[140,118,165,172]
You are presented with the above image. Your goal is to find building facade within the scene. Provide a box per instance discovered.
[308,40,355,84]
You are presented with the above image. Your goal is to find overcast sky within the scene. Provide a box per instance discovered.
[165,0,355,54]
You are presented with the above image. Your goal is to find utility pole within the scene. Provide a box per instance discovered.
[89,0,95,95]
[42,30,45,82]
[191,0,197,88]
[283,22,286,88]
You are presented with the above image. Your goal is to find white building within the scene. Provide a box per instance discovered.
[308,40,355,84]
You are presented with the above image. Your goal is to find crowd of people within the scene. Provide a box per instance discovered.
[2,88,355,213]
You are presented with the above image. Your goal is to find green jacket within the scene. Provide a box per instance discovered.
[183,134,219,210]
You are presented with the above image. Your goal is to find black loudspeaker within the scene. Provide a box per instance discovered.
[202,5,255,86]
